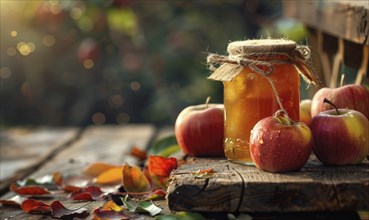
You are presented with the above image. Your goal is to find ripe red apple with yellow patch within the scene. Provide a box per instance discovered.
[175,97,224,157]
[250,110,313,172]
[300,99,312,126]
[310,98,369,165]
[311,84,369,119]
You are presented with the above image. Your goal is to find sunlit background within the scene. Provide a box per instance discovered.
[0,0,307,127]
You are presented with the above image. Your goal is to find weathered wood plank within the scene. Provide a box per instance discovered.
[27,125,155,177]
[0,127,80,194]
[167,157,369,212]
[283,0,369,45]
[0,125,157,220]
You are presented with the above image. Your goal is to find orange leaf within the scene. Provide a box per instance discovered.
[143,166,153,185]
[94,167,123,185]
[148,156,178,177]
[69,186,104,201]
[10,183,52,196]
[130,146,147,160]
[63,185,81,193]
[21,199,50,213]
[192,168,215,178]
[53,172,63,186]
[148,156,177,189]
[83,162,121,177]
[198,168,214,174]
[122,163,151,193]
[102,200,125,212]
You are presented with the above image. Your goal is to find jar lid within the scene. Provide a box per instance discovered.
[207,38,319,85]
[227,39,297,55]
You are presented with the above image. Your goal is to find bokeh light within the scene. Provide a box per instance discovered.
[49,1,62,14]
[42,35,55,47]
[7,47,17,56]
[130,81,141,91]
[110,94,124,107]
[10,31,17,37]
[1,0,304,126]
[83,59,94,69]
[70,7,83,20]
[16,42,36,56]
[0,67,12,79]
[92,112,106,125]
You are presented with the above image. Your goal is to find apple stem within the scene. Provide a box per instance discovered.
[323,98,340,115]
[274,109,292,125]
[205,96,211,109]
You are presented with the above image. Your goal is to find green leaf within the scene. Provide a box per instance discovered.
[17,175,57,190]
[155,211,206,220]
[159,145,181,157]
[17,179,38,186]
[18,175,53,186]
[122,195,162,217]
[122,195,136,212]
[148,135,180,157]
[136,200,162,216]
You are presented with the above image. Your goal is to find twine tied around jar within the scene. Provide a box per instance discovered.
[206,39,321,115]
[207,42,320,86]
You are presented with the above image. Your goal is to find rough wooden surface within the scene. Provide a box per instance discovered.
[283,0,369,45]
[0,125,157,220]
[27,125,155,177]
[0,127,80,193]
[1,126,367,219]
[168,157,369,212]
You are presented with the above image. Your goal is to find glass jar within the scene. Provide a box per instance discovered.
[208,39,305,165]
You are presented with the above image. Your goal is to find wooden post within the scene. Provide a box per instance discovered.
[355,45,369,85]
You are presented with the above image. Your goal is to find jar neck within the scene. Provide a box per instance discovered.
[237,53,291,62]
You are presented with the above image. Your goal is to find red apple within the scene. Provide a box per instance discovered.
[250,110,313,173]
[310,99,369,165]
[175,99,224,157]
[300,99,312,126]
[311,84,369,120]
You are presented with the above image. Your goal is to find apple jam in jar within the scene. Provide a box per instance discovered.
[207,39,319,164]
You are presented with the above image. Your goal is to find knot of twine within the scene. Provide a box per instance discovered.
[207,46,311,77]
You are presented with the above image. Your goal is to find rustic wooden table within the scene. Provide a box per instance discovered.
[0,125,368,219]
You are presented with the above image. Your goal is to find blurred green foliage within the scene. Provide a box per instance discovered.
[0,0,307,126]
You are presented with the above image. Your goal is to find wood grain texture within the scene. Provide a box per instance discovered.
[283,0,369,45]
[0,127,80,193]
[0,125,157,220]
[27,125,155,177]
[167,157,369,212]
